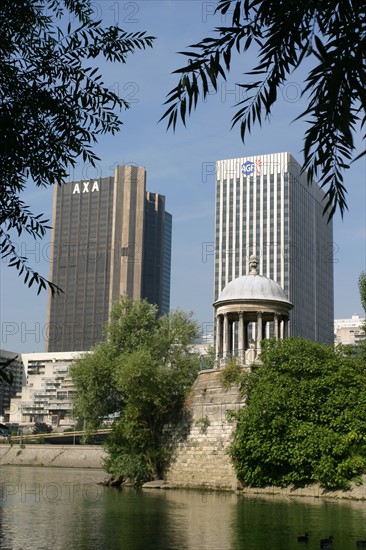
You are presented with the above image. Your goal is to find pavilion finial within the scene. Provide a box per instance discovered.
[249,255,258,274]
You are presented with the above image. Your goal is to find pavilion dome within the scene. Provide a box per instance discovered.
[214,256,292,307]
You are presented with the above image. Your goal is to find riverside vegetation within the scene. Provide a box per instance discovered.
[71,297,201,484]
[226,272,366,490]
[228,336,366,490]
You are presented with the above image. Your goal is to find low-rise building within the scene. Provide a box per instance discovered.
[6,351,83,430]
[334,314,365,346]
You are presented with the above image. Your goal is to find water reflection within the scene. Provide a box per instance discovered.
[233,495,366,550]
[0,466,365,549]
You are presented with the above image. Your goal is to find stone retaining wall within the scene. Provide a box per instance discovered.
[0,445,106,468]
[165,370,243,491]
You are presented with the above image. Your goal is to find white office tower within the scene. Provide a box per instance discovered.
[214,152,334,343]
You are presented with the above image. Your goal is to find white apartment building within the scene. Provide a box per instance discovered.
[214,152,334,343]
[334,314,365,346]
[7,351,83,429]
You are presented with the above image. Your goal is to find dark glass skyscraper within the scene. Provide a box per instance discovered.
[142,192,172,316]
[46,165,171,351]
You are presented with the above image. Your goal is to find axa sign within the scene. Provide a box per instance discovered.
[241,161,255,176]
[72,180,99,195]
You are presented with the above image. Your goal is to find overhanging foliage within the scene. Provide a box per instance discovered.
[161,0,365,219]
[0,0,154,294]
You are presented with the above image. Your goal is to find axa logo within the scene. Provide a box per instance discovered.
[72,180,99,194]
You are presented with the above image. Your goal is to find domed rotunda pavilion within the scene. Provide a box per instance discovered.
[214,255,293,366]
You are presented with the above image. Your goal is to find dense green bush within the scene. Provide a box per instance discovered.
[229,338,366,489]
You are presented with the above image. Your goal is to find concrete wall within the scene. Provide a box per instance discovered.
[0,445,106,468]
[165,370,244,491]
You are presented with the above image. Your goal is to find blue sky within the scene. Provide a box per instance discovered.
[1,1,365,352]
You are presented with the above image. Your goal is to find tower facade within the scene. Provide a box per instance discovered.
[214,152,334,343]
[142,192,172,316]
[46,165,171,352]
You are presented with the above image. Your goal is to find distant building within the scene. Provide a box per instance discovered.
[142,192,172,316]
[46,165,172,351]
[191,334,214,355]
[6,352,82,430]
[0,350,24,422]
[214,152,334,343]
[334,314,366,346]
[189,334,215,371]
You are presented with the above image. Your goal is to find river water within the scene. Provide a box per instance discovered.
[0,466,365,549]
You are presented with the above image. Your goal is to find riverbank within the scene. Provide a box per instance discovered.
[0,444,106,468]
[161,477,366,501]
[1,443,365,501]
[237,475,366,501]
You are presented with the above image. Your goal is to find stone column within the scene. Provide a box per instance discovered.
[257,311,263,348]
[228,320,233,356]
[223,313,229,356]
[216,314,223,357]
[283,317,289,339]
[238,312,244,357]
[274,313,279,339]
[251,322,256,342]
